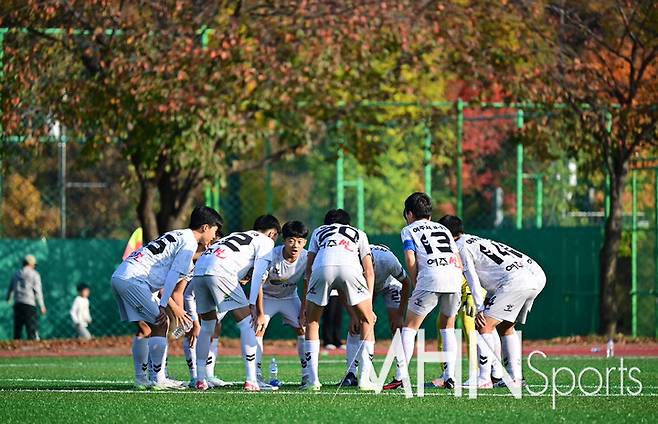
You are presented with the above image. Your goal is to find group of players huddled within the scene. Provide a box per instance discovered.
[111,192,546,392]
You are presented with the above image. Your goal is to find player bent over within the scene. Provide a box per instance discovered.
[111,206,221,389]
[302,209,376,391]
[255,221,309,386]
[386,193,463,390]
[438,215,546,388]
[192,215,280,391]
[339,244,410,387]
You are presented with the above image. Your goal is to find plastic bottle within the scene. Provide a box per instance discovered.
[172,320,193,339]
[606,339,615,358]
[269,358,280,386]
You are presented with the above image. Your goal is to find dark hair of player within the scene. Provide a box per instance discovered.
[437,215,464,238]
[324,209,351,225]
[189,206,223,231]
[253,214,282,233]
[282,221,308,239]
[403,192,432,220]
[77,283,90,293]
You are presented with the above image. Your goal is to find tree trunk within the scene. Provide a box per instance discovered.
[155,168,203,234]
[137,179,159,243]
[599,165,628,337]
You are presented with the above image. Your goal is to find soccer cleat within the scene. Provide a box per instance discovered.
[325,344,337,350]
[383,379,403,390]
[443,378,455,390]
[429,377,448,388]
[165,378,187,389]
[256,378,279,391]
[151,379,186,391]
[462,377,493,389]
[207,377,230,388]
[195,380,209,391]
[358,381,379,392]
[337,372,358,387]
[491,376,502,386]
[493,378,526,389]
[300,374,309,387]
[300,382,322,391]
[244,381,261,392]
[134,378,151,391]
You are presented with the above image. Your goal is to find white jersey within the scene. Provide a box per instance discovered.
[262,246,307,299]
[193,230,274,280]
[458,234,543,293]
[308,224,371,271]
[113,229,198,292]
[400,220,462,293]
[371,244,407,292]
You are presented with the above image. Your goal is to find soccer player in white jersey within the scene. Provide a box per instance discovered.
[388,192,463,390]
[255,220,309,386]
[192,214,280,392]
[111,206,222,389]
[438,215,546,388]
[339,243,410,387]
[302,209,376,391]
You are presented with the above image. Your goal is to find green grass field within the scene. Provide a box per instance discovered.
[0,354,656,423]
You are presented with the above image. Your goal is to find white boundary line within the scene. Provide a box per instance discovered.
[0,388,657,397]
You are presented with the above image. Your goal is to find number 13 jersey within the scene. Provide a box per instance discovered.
[457,234,543,293]
[194,230,274,281]
[401,220,462,293]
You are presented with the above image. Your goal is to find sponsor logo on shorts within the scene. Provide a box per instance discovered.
[504,304,514,312]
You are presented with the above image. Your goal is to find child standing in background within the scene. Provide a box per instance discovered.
[71,283,92,340]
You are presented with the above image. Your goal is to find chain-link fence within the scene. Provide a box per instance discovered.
[1,105,655,341]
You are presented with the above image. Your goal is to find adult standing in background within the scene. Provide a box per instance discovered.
[6,255,46,340]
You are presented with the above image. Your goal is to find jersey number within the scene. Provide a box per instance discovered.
[317,225,359,244]
[479,242,523,265]
[420,231,452,255]
[145,234,177,255]
[219,233,253,252]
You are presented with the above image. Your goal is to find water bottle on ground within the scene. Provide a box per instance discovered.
[606,339,615,358]
[269,358,280,387]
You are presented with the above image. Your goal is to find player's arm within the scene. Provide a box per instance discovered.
[460,248,484,312]
[248,239,274,333]
[362,254,375,294]
[162,277,191,327]
[404,250,418,289]
[398,274,411,319]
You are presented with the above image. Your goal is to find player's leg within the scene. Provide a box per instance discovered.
[436,293,460,388]
[183,333,197,387]
[229,305,263,391]
[257,297,278,381]
[207,314,229,387]
[132,321,151,389]
[303,301,324,390]
[192,275,221,390]
[339,303,361,387]
[276,296,305,385]
[301,267,332,390]
[383,285,405,383]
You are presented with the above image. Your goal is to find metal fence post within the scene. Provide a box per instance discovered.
[536,175,543,229]
[456,99,464,217]
[516,109,524,230]
[631,169,638,337]
[357,177,365,229]
[336,122,344,209]
[423,121,432,195]
[265,139,273,213]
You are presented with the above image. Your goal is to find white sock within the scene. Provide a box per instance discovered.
[195,319,215,382]
[237,316,258,383]
[256,336,264,378]
[359,340,375,384]
[207,338,219,379]
[297,336,306,377]
[148,336,168,384]
[440,329,457,380]
[131,336,149,382]
[346,333,361,375]
[477,333,495,383]
[304,339,321,385]
[491,331,503,379]
[183,337,197,380]
[502,333,522,380]
[164,343,169,378]
[400,327,417,375]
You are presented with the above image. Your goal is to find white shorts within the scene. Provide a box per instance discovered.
[263,295,302,328]
[407,289,461,317]
[307,266,370,307]
[376,281,402,309]
[193,275,249,315]
[111,276,160,324]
